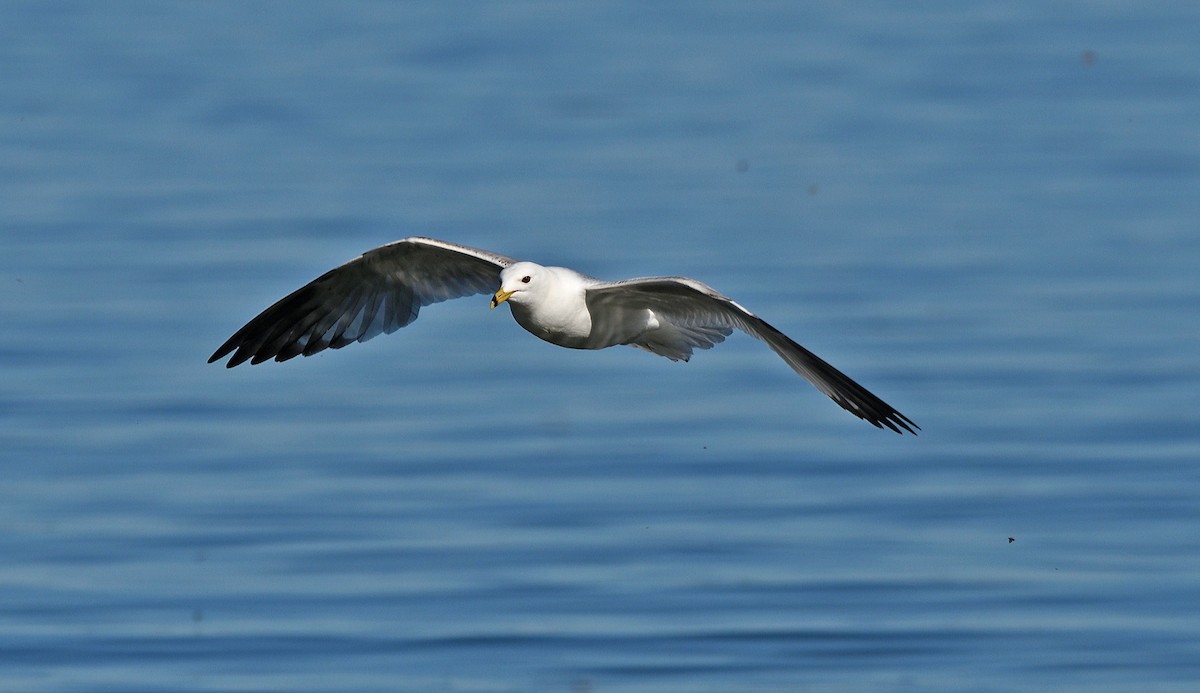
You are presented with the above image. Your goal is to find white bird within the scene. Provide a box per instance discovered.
[209,237,918,434]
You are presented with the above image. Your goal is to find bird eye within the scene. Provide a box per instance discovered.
[521,276,531,283]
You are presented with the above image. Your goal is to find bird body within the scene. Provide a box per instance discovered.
[500,263,596,347]
[210,237,918,434]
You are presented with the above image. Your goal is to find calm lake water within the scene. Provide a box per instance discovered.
[3,2,1199,691]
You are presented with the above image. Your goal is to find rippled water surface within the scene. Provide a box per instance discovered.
[3,2,1199,691]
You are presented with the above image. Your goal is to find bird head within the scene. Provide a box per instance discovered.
[491,262,546,309]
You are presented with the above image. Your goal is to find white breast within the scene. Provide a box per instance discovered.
[508,267,596,348]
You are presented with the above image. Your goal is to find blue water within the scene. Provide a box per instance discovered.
[3,2,1199,691]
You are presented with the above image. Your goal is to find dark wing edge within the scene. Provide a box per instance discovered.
[742,314,920,434]
[591,278,920,435]
[208,237,515,368]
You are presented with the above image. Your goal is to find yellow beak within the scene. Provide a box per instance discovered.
[490,288,515,309]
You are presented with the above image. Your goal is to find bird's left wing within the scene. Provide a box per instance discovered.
[209,237,515,367]
[586,277,918,434]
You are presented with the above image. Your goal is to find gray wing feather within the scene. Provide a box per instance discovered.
[586,277,918,434]
[209,237,515,367]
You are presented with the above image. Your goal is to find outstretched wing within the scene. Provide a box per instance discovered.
[586,277,918,434]
[209,237,515,368]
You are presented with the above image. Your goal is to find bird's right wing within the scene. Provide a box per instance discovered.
[586,276,918,434]
[209,237,515,367]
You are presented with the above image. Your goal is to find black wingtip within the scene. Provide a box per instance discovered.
[207,341,242,367]
[207,344,253,369]
[879,411,920,436]
[832,391,919,435]
[208,331,244,365]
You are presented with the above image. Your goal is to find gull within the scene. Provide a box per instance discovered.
[209,237,918,434]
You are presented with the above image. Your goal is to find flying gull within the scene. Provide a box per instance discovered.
[209,237,918,434]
